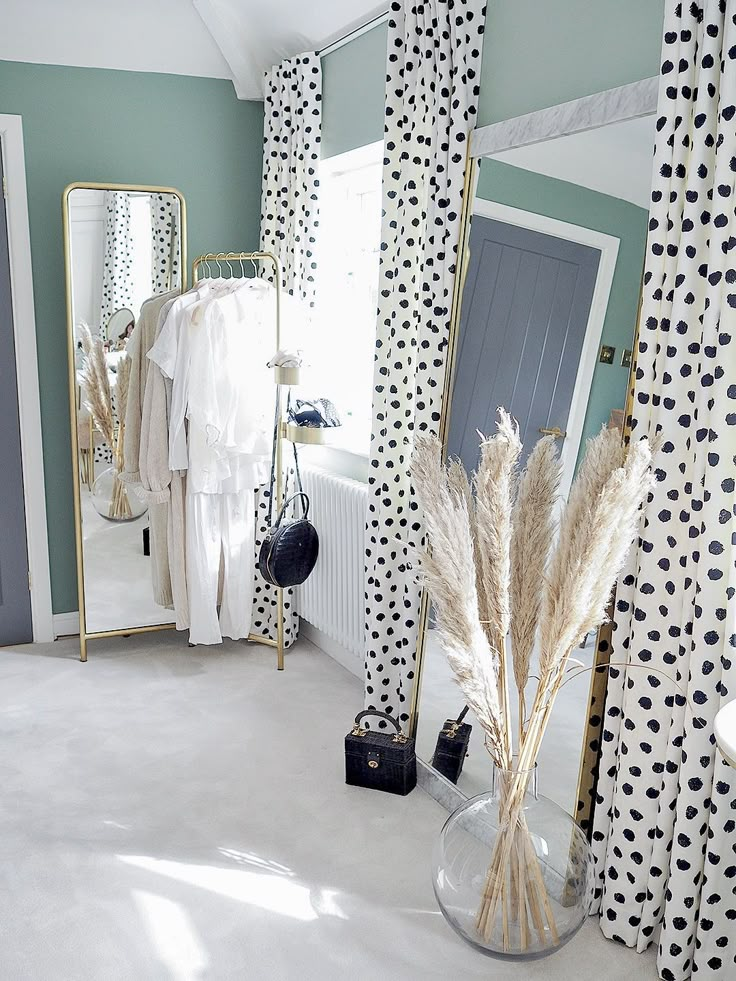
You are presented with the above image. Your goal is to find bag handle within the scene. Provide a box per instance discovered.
[265,390,305,527]
[353,709,402,733]
[274,492,310,527]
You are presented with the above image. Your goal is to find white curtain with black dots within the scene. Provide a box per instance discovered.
[591,3,736,979]
[150,194,181,295]
[363,0,486,728]
[254,51,321,648]
[100,191,134,337]
[260,52,321,306]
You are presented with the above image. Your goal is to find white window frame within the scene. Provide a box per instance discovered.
[0,115,53,642]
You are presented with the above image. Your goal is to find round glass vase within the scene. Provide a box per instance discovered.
[432,763,593,960]
[91,467,147,523]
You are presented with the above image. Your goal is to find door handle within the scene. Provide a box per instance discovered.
[539,426,566,439]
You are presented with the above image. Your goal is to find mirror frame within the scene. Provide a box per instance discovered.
[62,182,187,662]
[409,78,658,831]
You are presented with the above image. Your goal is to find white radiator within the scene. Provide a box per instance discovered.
[298,464,368,659]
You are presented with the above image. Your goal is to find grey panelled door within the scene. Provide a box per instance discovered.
[0,147,33,645]
[447,214,601,474]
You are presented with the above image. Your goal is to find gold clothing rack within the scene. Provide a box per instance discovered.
[192,250,289,670]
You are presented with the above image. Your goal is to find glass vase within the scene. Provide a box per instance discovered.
[432,763,593,960]
[91,467,147,523]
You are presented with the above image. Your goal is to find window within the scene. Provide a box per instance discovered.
[308,142,383,455]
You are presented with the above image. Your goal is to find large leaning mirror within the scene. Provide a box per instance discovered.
[63,183,187,659]
[411,80,658,824]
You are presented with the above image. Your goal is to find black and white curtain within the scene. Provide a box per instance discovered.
[591,4,736,979]
[253,51,322,648]
[260,52,321,307]
[364,1,486,726]
[100,191,134,337]
[150,193,181,295]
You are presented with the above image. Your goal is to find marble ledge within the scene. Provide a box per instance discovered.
[471,76,659,159]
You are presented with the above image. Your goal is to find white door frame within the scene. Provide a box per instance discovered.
[472,198,620,500]
[0,114,53,643]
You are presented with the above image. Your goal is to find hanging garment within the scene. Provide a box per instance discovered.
[186,490,256,645]
[143,290,209,631]
[120,290,178,609]
[183,281,274,644]
[186,281,273,494]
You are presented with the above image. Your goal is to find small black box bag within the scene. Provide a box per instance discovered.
[345,710,417,796]
[432,706,472,784]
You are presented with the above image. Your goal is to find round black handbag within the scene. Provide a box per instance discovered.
[258,491,319,587]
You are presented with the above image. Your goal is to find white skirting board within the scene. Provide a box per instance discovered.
[299,621,362,680]
[53,612,80,638]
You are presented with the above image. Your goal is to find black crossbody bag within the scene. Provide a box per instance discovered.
[257,399,319,588]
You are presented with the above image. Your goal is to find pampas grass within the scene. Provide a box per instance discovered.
[78,327,134,520]
[510,436,562,738]
[411,436,507,765]
[410,410,655,951]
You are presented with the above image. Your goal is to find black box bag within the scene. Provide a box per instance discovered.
[432,706,472,784]
[345,710,417,796]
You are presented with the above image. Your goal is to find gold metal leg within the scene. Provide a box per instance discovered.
[80,632,87,662]
[277,588,284,670]
[275,381,284,670]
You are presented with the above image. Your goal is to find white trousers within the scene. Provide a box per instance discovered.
[186,489,255,645]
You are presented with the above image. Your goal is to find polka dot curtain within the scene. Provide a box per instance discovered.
[260,52,321,307]
[255,51,322,649]
[100,191,134,338]
[364,1,486,728]
[591,3,736,979]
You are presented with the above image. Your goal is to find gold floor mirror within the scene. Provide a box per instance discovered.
[409,77,658,832]
[62,182,187,661]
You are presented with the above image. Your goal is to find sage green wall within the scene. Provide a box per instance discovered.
[321,1,665,157]
[478,0,666,126]
[0,59,263,614]
[476,160,647,464]
[322,26,387,159]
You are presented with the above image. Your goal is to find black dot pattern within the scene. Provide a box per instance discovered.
[256,53,322,647]
[363,1,486,729]
[100,191,134,336]
[591,5,736,979]
[260,53,321,307]
[150,193,181,295]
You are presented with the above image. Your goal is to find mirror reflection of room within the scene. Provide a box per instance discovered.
[416,111,655,814]
[67,187,182,634]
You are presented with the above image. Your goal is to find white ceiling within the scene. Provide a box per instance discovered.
[0,0,385,99]
[490,115,656,209]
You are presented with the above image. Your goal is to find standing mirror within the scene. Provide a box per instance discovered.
[63,183,187,659]
[411,79,658,825]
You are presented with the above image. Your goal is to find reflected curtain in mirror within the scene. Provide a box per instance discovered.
[100,190,134,336]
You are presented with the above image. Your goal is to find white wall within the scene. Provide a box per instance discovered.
[68,188,104,333]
